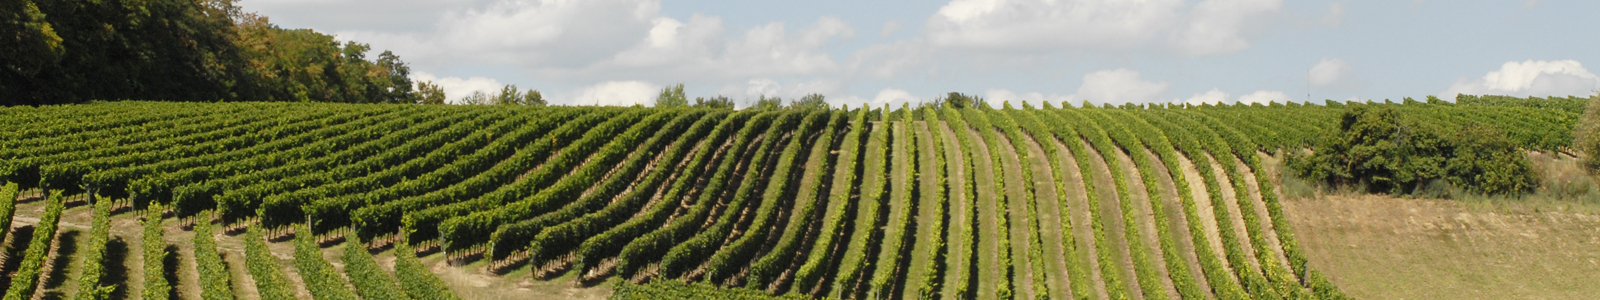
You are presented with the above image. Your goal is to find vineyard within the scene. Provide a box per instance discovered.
[0,98,1581,299]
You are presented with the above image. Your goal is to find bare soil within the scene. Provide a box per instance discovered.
[1081,140,1146,300]
[1287,195,1600,299]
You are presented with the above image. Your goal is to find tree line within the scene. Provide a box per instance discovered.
[1,0,420,105]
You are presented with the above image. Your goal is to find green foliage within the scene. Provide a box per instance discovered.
[694,95,737,109]
[4,191,64,300]
[392,241,464,300]
[344,237,413,300]
[0,0,63,78]
[142,204,171,300]
[612,281,811,300]
[1456,94,1590,115]
[192,211,236,300]
[789,93,829,110]
[611,113,774,276]
[789,108,868,294]
[417,81,447,104]
[1445,125,1539,195]
[753,95,785,110]
[294,225,360,300]
[656,83,689,107]
[1577,95,1600,172]
[1290,106,1537,196]
[0,182,15,245]
[245,226,297,300]
[73,198,117,300]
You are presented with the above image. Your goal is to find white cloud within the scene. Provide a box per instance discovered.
[565,81,661,106]
[855,88,920,108]
[987,89,1070,107]
[1170,0,1282,56]
[1181,88,1230,105]
[716,78,844,102]
[1070,69,1170,104]
[1440,60,1600,100]
[1237,90,1291,105]
[927,0,1182,51]
[1308,58,1365,92]
[411,71,504,104]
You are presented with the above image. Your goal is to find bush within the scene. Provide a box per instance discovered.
[1290,106,1538,196]
[1576,95,1600,172]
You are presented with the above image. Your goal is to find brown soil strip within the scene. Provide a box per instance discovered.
[936,121,975,300]
[1177,155,1232,278]
[1230,155,1295,277]
[1018,132,1072,300]
[1141,148,1215,299]
[1110,146,1180,299]
[1050,138,1110,300]
[1205,154,1263,274]
[990,129,1040,300]
[964,125,1003,300]
[902,121,941,298]
[1080,140,1144,300]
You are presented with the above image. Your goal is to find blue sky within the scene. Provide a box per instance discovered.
[242,0,1600,107]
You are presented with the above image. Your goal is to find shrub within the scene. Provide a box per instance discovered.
[1290,106,1537,196]
[1576,95,1600,173]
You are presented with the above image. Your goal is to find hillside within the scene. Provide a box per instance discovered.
[0,99,1585,299]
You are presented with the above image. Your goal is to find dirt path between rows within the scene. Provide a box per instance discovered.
[1080,141,1144,300]
[937,121,975,300]
[903,121,942,298]
[991,129,1040,300]
[1109,145,1179,299]
[1205,154,1263,274]
[964,125,1003,300]
[1019,133,1072,300]
[1176,154,1231,280]
[1050,138,1110,300]
[1230,156,1295,277]
[1141,148,1215,299]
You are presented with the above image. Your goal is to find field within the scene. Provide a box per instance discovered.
[0,98,1584,299]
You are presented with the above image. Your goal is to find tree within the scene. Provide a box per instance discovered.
[1577,95,1600,172]
[416,81,446,104]
[0,0,63,80]
[494,84,522,105]
[1,0,421,105]
[693,95,734,109]
[790,93,828,110]
[521,89,545,106]
[460,91,490,105]
[1289,106,1536,196]
[655,83,688,107]
[752,95,783,110]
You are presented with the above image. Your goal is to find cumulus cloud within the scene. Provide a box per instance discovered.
[1181,88,1230,105]
[927,0,1182,51]
[565,81,660,106]
[1308,58,1364,92]
[828,88,923,109]
[411,72,504,104]
[1070,69,1171,104]
[1440,60,1600,100]
[1170,0,1282,56]
[923,0,1280,56]
[1236,90,1292,105]
[987,89,1071,107]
